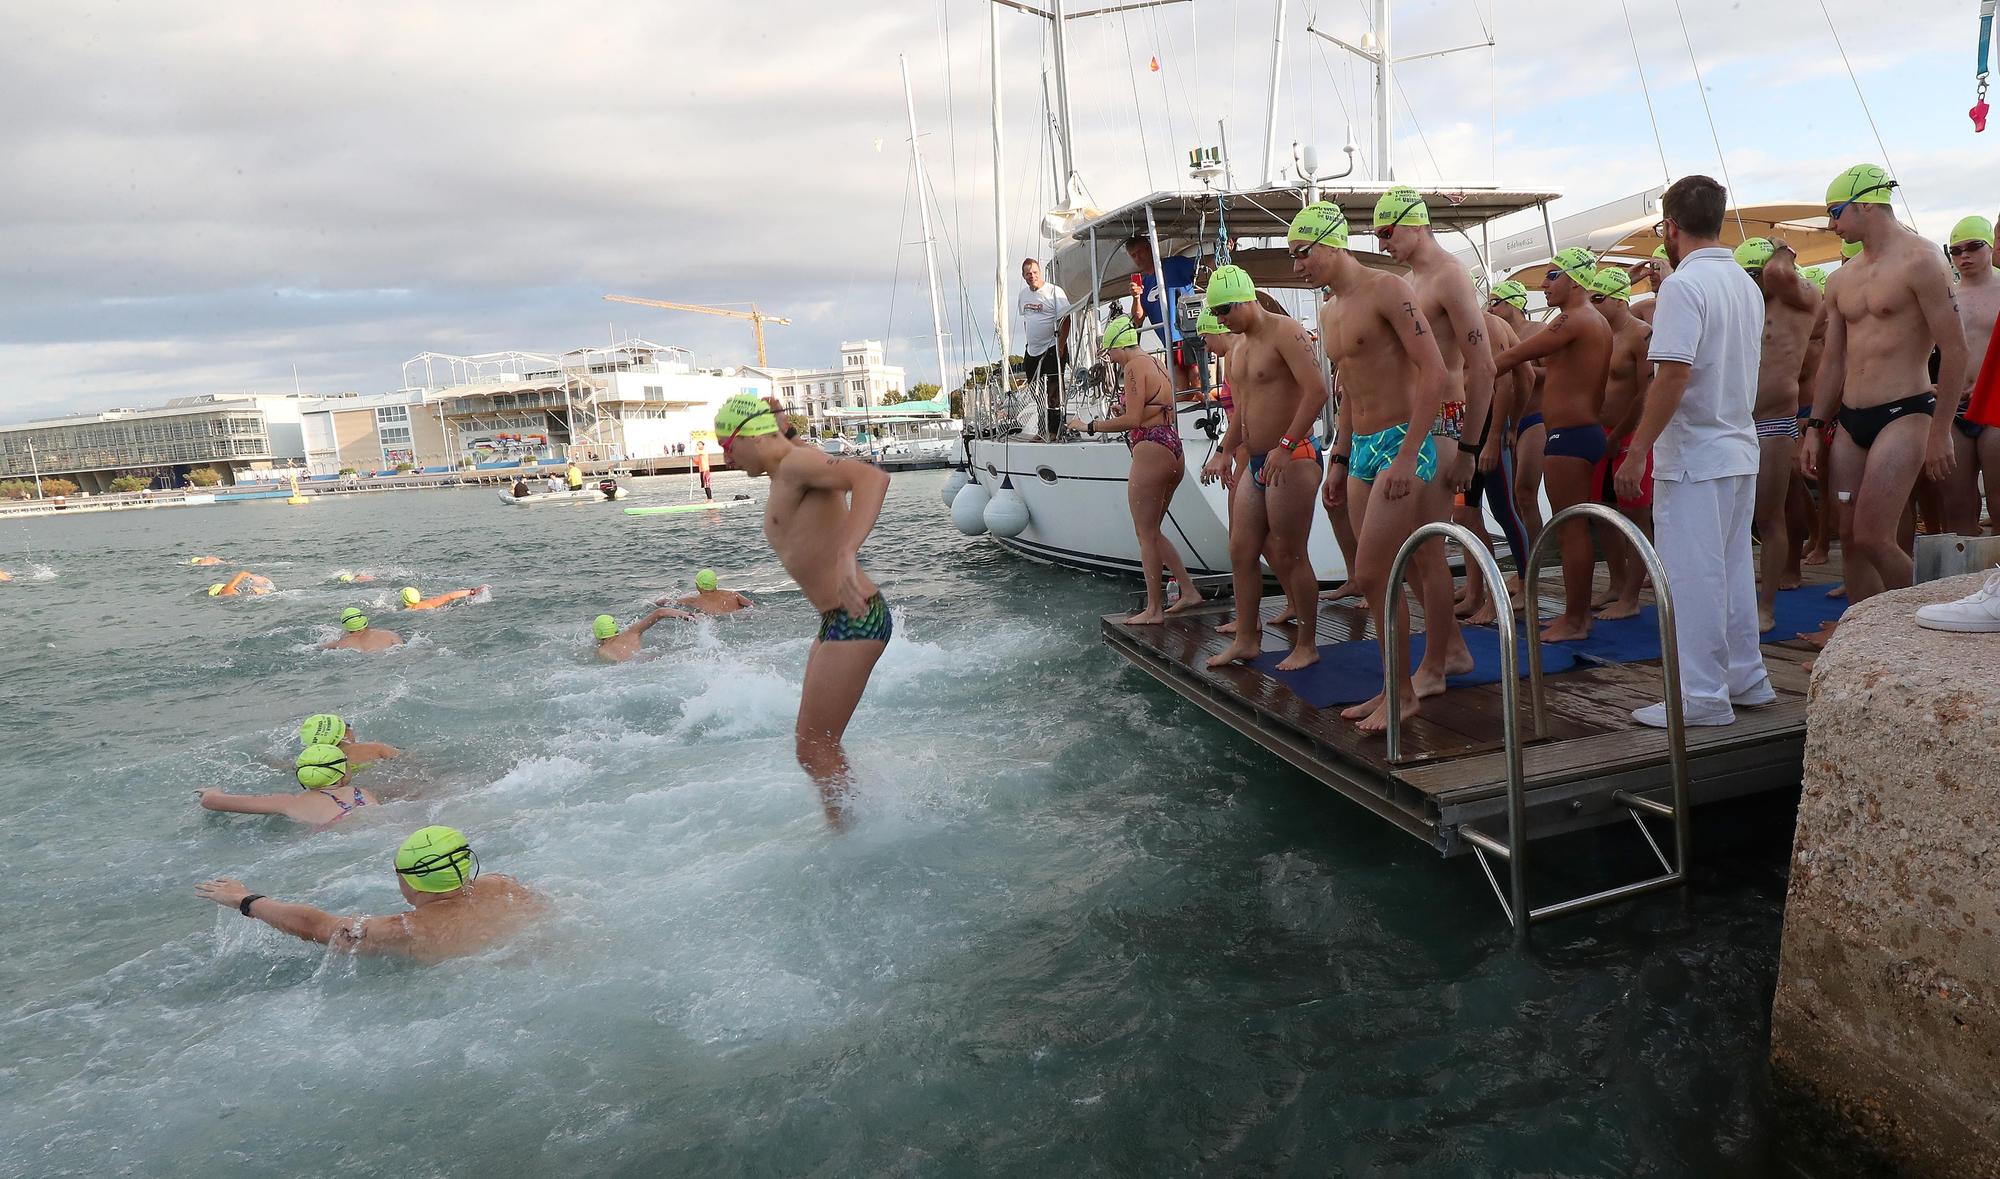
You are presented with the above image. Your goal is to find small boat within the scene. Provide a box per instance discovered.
[623,496,757,517]
[497,485,629,506]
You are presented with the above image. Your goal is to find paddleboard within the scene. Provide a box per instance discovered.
[624,498,757,517]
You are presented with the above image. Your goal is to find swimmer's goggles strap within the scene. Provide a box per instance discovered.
[723,407,775,448]
[396,847,479,889]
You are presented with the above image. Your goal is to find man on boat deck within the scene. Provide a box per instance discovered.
[1125,235,1199,395]
[196,826,546,965]
[715,393,892,828]
[319,607,403,652]
[668,568,755,616]
[1492,247,1613,643]
[1617,173,1771,727]
[1289,201,1450,733]
[593,607,694,663]
[1201,264,1328,674]
[1018,257,1072,436]
[1372,186,1484,691]
[1736,237,1820,634]
[1587,266,1655,622]
[1801,165,1969,606]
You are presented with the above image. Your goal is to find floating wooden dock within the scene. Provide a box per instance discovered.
[1103,555,1838,857]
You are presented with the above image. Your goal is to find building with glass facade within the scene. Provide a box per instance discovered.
[0,404,276,493]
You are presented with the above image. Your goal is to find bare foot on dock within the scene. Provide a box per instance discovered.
[1592,587,1620,608]
[1799,621,1838,649]
[1455,591,1484,619]
[1355,689,1421,734]
[1164,593,1203,616]
[1320,582,1358,602]
[1413,665,1451,700]
[1271,607,1301,627]
[1216,618,1240,635]
[1274,644,1318,672]
[1802,547,1828,567]
[1341,690,1384,722]
[1757,606,1776,634]
[1825,584,1846,600]
[1539,615,1592,643]
[1206,640,1262,669]
[1121,609,1166,626]
[1596,596,1643,621]
[1778,571,1801,590]
[1464,600,1499,626]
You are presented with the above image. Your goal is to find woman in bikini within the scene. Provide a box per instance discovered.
[197,745,380,831]
[1072,314,1203,624]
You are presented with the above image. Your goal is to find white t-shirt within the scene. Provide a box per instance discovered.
[1646,246,1764,482]
[1018,282,1071,355]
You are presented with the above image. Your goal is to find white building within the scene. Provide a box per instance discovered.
[761,340,907,434]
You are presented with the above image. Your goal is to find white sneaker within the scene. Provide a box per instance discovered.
[1915,569,2000,632]
[1632,701,1737,728]
[1730,677,1778,708]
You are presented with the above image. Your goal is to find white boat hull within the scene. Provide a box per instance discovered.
[498,487,628,506]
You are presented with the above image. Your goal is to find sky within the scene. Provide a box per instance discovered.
[0,0,1989,423]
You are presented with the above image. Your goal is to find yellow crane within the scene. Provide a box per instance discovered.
[601,295,791,367]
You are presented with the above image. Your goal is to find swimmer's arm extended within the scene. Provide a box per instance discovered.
[196,877,359,949]
[197,790,293,816]
[630,607,693,636]
[733,592,755,609]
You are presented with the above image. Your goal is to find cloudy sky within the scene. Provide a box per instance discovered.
[1,0,1985,422]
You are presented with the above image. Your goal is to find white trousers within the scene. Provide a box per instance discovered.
[1652,473,1768,711]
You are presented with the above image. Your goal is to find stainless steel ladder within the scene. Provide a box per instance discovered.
[1382,504,1691,941]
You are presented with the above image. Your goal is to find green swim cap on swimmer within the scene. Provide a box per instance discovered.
[1587,268,1632,301]
[1552,247,1598,288]
[1101,314,1141,351]
[299,713,346,746]
[1287,201,1349,251]
[714,393,779,444]
[340,606,368,632]
[398,586,420,606]
[592,614,619,640]
[295,743,349,789]
[1489,279,1529,309]
[695,569,718,592]
[1826,163,1896,209]
[337,571,356,583]
[1801,266,1828,291]
[1372,185,1431,229]
[1734,237,1776,272]
[1203,264,1256,311]
[1195,309,1229,336]
[395,825,476,893]
[207,583,224,597]
[1951,215,1995,248]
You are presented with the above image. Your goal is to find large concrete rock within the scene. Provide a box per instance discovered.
[1771,571,2000,1177]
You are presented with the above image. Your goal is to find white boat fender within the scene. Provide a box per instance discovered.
[941,468,970,508]
[951,481,992,536]
[984,483,1030,538]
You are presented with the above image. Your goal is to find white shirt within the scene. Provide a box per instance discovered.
[1018,281,1071,355]
[1646,246,1764,482]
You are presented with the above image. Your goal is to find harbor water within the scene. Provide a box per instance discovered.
[1,470,1832,1176]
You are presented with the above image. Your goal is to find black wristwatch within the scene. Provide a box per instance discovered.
[1806,417,1826,430]
[239,894,266,917]
[1086,422,1096,436]
[1331,453,1351,467]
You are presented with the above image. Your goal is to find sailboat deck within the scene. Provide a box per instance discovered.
[1102,555,1839,854]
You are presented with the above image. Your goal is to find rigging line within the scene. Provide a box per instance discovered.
[1392,72,1443,184]
[1668,0,1745,239]
[1618,0,1673,187]
[937,0,969,334]
[1307,27,1356,138]
[1144,5,1179,176]
[922,164,992,362]
[1816,0,1920,233]
[1118,12,1157,191]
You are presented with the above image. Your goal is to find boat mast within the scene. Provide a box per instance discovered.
[899,55,954,399]
[1373,0,1392,180]
[991,2,1011,398]
[1260,0,1287,183]
[1049,0,1076,207]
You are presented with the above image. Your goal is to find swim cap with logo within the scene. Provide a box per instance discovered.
[1195,309,1229,336]
[1587,268,1632,301]
[340,606,368,632]
[299,714,346,746]
[714,393,779,444]
[1826,164,1896,208]
[1203,264,1256,310]
[1287,201,1349,251]
[1734,238,1776,271]
[593,614,619,640]
[1552,247,1598,287]
[1801,266,1828,291]
[295,744,349,789]
[1841,239,1864,259]
[1951,215,1995,247]
[695,569,718,592]
[1489,280,1529,309]
[1372,185,1431,229]
[1101,315,1140,351]
[395,825,476,893]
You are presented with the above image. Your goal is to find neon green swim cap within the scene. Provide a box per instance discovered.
[1827,163,1896,208]
[714,393,779,444]
[695,569,718,592]
[1801,266,1828,291]
[1587,268,1632,301]
[1734,237,1776,271]
[1373,185,1430,229]
[1195,309,1229,336]
[337,572,356,584]
[340,606,368,632]
[1288,201,1350,251]
[1841,239,1864,259]
[295,744,349,789]
[207,583,224,597]
[400,587,421,606]
[1203,264,1256,310]
[1950,215,1994,247]
[593,614,619,640]
[299,714,346,746]
[1488,280,1529,309]
[395,825,475,893]
[1552,247,1598,288]
[1101,314,1140,351]
[1652,244,1669,260]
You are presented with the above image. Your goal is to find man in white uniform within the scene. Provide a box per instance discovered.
[1018,258,1072,437]
[1617,174,1773,727]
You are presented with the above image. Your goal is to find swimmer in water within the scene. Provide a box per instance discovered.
[190,556,223,567]
[195,825,546,964]
[335,571,376,584]
[715,392,891,827]
[206,572,273,597]
[400,585,485,611]
[319,607,404,652]
[298,713,402,765]
[593,607,693,662]
[0,570,12,583]
[197,745,379,828]
[666,569,755,615]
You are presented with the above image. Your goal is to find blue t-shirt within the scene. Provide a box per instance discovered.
[1137,255,1198,345]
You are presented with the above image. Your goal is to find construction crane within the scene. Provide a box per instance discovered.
[601,295,791,367]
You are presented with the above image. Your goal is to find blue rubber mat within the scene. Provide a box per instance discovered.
[1248,625,1581,709]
